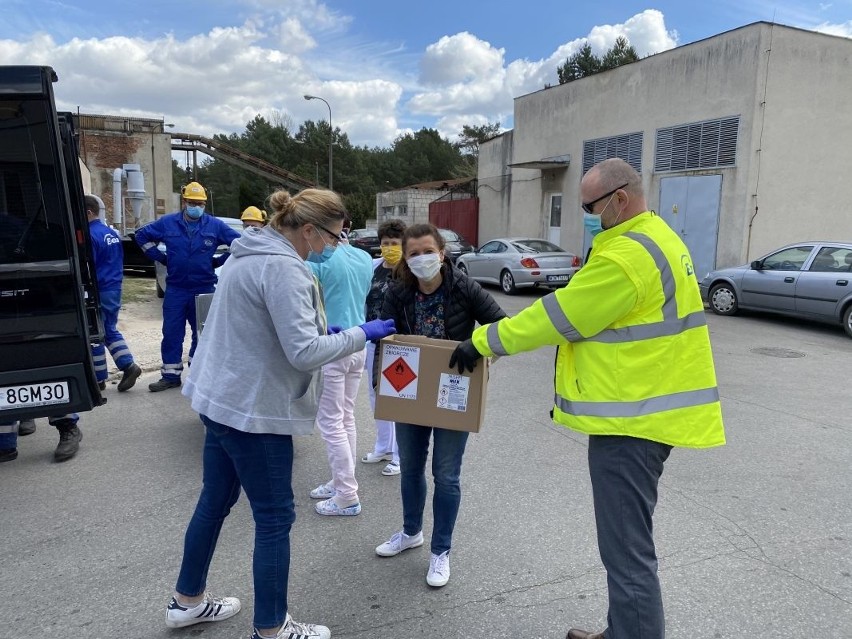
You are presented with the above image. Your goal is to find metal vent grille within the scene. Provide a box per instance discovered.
[582,132,643,174]
[654,116,740,172]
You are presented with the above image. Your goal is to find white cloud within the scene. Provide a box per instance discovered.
[419,32,505,86]
[0,19,404,146]
[0,6,683,147]
[813,20,852,37]
[278,17,316,53]
[407,8,679,138]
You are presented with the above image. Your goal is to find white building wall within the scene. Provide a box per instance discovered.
[477,131,513,243]
[743,25,852,259]
[375,188,449,227]
[479,23,852,269]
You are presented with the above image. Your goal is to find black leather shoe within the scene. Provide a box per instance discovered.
[54,426,82,462]
[566,630,605,639]
[0,448,18,462]
[98,381,107,391]
[149,378,181,392]
[18,419,36,436]
[118,363,142,392]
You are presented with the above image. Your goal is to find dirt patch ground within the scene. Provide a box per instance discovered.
[108,274,186,382]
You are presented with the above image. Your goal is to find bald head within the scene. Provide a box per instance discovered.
[580,158,647,229]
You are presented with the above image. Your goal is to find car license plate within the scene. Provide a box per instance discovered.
[547,274,570,283]
[0,381,71,410]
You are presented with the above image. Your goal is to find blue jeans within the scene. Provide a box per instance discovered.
[588,435,672,639]
[175,415,295,629]
[396,422,469,555]
[91,288,135,382]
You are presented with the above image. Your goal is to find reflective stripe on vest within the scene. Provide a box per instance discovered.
[542,230,708,345]
[555,387,720,418]
[486,322,509,356]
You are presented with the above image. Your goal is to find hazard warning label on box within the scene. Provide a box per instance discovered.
[379,344,420,399]
[437,373,470,412]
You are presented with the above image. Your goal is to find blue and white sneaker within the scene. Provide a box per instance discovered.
[314,498,361,516]
[250,612,330,638]
[309,482,335,499]
[165,592,241,628]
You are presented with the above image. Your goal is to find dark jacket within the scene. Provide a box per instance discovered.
[381,259,507,340]
[374,260,506,385]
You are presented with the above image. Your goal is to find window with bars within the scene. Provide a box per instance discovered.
[654,116,739,172]
[582,132,643,174]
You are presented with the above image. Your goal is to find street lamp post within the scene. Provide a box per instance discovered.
[304,94,333,190]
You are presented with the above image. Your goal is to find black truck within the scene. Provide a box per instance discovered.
[0,66,105,420]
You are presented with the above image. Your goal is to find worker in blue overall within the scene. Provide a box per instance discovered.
[135,182,240,392]
[85,195,142,392]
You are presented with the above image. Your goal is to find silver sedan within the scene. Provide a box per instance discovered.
[699,241,852,337]
[456,238,582,294]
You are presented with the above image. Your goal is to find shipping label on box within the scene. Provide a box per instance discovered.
[374,335,489,433]
[437,373,470,412]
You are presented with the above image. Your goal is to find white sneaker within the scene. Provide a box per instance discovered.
[251,612,330,639]
[375,530,424,557]
[361,451,392,463]
[427,551,450,587]
[310,482,335,499]
[165,592,241,628]
[381,461,400,476]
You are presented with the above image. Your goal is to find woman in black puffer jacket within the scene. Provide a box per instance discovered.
[374,223,506,588]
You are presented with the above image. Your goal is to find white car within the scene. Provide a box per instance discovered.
[155,217,243,298]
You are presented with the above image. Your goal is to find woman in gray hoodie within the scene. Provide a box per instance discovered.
[165,188,396,639]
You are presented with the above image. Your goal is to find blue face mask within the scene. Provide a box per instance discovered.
[306,229,336,263]
[583,212,603,237]
[185,205,204,219]
[307,244,335,263]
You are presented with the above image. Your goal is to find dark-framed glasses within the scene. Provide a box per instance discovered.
[315,223,346,246]
[582,183,628,214]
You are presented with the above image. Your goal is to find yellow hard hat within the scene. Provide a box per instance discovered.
[181,181,207,202]
[240,206,267,223]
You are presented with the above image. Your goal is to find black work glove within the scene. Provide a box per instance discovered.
[449,339,482,374]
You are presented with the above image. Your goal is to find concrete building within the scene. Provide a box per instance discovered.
[478,22,852,277]
[376,178,472,227]
[75,114,176,234]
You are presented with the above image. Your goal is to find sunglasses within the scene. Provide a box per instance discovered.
[315,223,346,246]
[581,183,628,214]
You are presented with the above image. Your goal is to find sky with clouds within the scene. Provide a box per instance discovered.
[1,0,850,147]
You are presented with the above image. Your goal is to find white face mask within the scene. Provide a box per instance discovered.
[407,253,442,281]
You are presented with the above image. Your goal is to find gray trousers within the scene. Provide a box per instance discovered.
[588,435,672,639]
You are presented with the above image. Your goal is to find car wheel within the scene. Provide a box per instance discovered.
[843,304,852,338]
[500,269,517,295]
[708,282,738,315]
[156,280,165,299]
[457,262,468,276]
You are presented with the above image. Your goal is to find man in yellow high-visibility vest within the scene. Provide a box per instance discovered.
[450,158,725,639]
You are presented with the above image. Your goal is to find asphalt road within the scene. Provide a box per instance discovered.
[1,286,850,639]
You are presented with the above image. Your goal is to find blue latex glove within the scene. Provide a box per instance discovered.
[327,325,343,335]
[359,318,396,342]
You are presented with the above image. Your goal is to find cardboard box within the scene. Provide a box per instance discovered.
[374,335,489,433]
